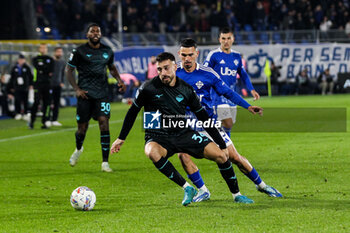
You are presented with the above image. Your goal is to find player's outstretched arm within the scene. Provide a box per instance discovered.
[111,103,141,155]
[110,139,124,154]
[247,106,263,116]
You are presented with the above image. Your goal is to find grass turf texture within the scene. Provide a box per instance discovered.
[0,94,349,233]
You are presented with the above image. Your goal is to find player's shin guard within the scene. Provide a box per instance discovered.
[217,160,239,194]
[188,170,205,189]
[245,167,263,185]
[100,131,110,162]
[75,132,86,150]
[154,157,186,187]
[223,127,231,138]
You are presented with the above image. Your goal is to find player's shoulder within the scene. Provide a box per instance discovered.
[206,48,221,60]
[100,43,112,51]
[177,76,193,88]
[230,49,241,56]
[198,64,221,79]
[141,77,159,90]
[75,43,87,51]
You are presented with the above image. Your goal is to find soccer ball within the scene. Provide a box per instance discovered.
[70,186,96,211]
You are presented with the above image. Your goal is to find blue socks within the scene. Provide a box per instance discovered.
[223,127,231,138]
[188,170,205,189]
[246,167,262,185]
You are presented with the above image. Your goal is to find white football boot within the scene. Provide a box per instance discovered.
[101,162,113,172]
[69,147,83,166]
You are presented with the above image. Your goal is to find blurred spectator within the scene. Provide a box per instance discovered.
[7,54,33,120]
[49,47,65,127]
[317,68,335,95]
[54,0,69,38]
[33,0,350,38]
[254,1,266,31]
[270,62,282,95]
[146,56,158,80]
[345,19,350,38]
[319,16,332,39]
[120,73,140,104]
[0,75,9,117]
[296,69,313,94]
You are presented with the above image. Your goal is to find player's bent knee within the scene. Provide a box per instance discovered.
[178,153,190,162]
[144,142,166,162]
[215,152,228,164]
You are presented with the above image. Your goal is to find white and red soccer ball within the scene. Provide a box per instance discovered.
[70,186,96,211]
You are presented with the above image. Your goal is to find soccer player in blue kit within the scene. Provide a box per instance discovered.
[204,27,260,138]
[177,38,282,203]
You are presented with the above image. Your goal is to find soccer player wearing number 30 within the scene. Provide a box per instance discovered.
[66,23,125,172]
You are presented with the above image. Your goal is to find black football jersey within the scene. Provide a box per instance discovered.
[134,76,203,136]
[67,43,114,99]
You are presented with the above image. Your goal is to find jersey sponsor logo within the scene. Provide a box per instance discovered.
[195,81,204,89]
[102,53,108,59]
[220,67,237,76]
[155,94,163,98]
[46,59,51,63]
[86,54,92,58]
[219,59,226,64]
[143,110,161,129]
[176,94,184,102]
[234,59,239,66]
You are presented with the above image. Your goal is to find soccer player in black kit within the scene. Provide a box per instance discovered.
[29,44,54,129]
[111,52,256,206]
[66,23,125,172]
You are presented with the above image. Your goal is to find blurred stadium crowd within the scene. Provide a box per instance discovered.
[35,0,350,39]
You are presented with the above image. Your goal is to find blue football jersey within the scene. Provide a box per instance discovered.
[176,63,250,118]
[204,48,254,106]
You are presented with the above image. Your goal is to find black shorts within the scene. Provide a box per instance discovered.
[145,130,212,159]
[76,97,110,123]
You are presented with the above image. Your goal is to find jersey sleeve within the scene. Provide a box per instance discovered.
[203,52,215,68]
[211,72,251,109]
[237,57,254,91]
[67,49,79,68]
[133,82,147,108]
[108,49,114,66]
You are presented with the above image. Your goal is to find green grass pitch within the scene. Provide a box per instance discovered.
[0,94,349,233]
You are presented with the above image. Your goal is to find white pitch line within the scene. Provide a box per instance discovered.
[0,119,127,143]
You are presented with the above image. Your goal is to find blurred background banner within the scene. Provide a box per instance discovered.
[114,47,164,81]
[165,43,350,82]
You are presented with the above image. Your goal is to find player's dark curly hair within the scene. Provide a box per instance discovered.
[156,52,176,63]
[86,23,100,33]
[180,38,197,48]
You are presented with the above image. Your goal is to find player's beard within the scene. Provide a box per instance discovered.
[160,75,174,86]
[184,62,193,70]
[89,37,101,45]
